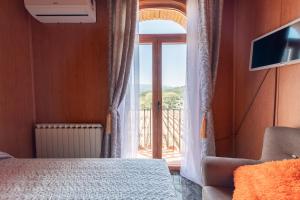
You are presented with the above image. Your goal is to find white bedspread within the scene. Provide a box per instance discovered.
[0,158,177,200]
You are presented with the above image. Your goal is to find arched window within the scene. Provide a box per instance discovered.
[137,4,187,169]
[139,0,186,14]
[139,8,187,31]
[139,19,186,34]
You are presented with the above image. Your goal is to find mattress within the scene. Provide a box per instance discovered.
[0,158,177,200]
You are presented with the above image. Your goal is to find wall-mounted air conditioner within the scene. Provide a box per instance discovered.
[24,0,96,23]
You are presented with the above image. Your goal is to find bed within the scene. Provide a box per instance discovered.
[0,156,177,200]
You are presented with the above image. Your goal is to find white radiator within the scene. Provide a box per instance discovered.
[35,123,103,158]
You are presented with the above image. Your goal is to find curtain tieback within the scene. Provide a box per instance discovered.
[200,111,207,139]
[105,112,112,135]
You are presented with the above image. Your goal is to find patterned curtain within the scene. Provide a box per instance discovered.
[102,0,138,158]
[181,0,223,185]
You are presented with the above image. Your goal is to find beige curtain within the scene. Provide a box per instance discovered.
[102,0,137,158]
[181,0,223,185]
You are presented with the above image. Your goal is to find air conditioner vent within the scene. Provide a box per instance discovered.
[24,0,96,23]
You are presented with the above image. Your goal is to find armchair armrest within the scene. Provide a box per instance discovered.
[202,156,261,188]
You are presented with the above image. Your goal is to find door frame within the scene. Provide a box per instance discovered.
[139,34,186,159]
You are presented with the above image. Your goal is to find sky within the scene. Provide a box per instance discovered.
[139,20,187,87]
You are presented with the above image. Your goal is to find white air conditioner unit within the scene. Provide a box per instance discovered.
[24,0,96,23]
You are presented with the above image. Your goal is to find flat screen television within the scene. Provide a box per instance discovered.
[250,18,300,71]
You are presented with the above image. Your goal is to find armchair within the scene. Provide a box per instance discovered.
[202,127,300,200]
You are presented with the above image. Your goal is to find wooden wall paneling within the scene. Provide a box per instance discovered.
[31,1,109,125]
[280,0,300,25]
[213,0,234,156]
[277,64,300,127]
[253,0,282,36]
[215,138,233,157]
[234,0,261,131]
[0,1,35,157]
[236,70,276,159]
[276,1,300,128]
[234,0,281,132]
[233,0,281,158]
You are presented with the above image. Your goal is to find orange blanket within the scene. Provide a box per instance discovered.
[233,159,300,200]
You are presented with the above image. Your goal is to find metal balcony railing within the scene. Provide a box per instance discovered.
[138,109,183,154]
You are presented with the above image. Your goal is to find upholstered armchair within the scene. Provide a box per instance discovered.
[202,127,300,200]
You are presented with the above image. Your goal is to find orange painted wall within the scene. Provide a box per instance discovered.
[0,1,35,157]
[234,0,300,159]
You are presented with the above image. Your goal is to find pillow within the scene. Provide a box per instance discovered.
[233,159,300,200]
[0,151,13,159]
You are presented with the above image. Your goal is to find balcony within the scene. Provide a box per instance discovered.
[138,109,183,166]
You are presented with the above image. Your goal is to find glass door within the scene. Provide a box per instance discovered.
[137,44,153,159]
[137,35,186,166]
[161,43,186,165]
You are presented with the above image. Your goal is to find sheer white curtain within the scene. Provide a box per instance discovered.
[181,0,223,185]
[119,18,140,159]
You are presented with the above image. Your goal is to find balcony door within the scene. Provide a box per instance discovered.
[138,32,187,166]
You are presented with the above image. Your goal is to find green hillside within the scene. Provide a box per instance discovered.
[140,86,184,109]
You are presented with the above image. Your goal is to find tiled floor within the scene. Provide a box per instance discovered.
[171,172,202,200]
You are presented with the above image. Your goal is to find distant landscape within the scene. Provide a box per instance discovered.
[140,84,184,109]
